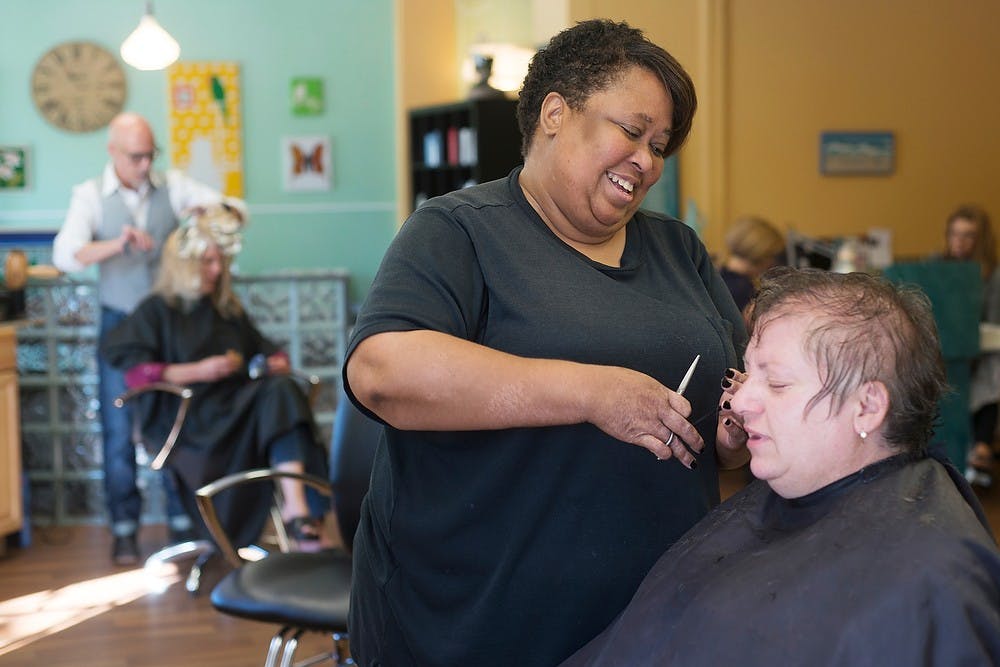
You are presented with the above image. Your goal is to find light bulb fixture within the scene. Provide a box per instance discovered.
[462,43,535,96]
[120,1,180,71]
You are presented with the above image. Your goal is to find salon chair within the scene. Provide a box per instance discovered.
[196,389,382,667]
[114,372,321,594]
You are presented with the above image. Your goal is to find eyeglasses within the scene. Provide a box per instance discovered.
[121,147,159,164]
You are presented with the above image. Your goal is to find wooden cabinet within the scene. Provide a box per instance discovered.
[408,98,523,210]
[0,325,22,553]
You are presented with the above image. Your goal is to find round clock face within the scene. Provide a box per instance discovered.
[31,41,128,133]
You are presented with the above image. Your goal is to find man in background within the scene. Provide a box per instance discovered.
[53,112,247,565]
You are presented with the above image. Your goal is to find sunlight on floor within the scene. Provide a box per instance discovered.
[0,565,182,655]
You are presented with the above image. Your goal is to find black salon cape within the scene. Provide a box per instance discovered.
[563,454,1000,666]
[102,295,326,547]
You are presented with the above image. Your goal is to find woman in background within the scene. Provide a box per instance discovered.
[103,204,329,548]
[718,215,785,315]
[943,204,1000,487]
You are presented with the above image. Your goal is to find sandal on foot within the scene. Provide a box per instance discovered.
[284,516,322,542]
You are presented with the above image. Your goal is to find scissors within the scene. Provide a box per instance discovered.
[662,354,700,451]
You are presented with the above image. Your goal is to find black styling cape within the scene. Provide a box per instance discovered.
[563,454,1000,666]
[102,294,326,546]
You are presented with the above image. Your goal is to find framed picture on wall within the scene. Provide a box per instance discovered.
[819,131,894,176]
[0,146,29,191]
[290,77,324,116]
[168,62,245,197]
[282,136,332,192]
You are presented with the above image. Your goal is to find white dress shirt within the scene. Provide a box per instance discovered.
[53,163,247,274]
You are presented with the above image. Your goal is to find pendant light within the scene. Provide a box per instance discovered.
[120,1,180,71]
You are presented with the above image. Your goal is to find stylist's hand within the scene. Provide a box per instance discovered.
[588,367,702,468]
[716,368,750,469]
[198,351,243,382]
[119,224,154,253]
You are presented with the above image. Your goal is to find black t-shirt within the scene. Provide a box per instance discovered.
[345,167,747,666]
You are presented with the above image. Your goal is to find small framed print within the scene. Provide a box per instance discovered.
[819,131,894,176]
[0,146,29,191]
[282,136,332,192]
[290,77,324,116]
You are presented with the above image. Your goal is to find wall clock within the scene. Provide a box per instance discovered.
[31,41,127,133]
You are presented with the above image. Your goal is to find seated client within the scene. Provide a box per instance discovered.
[102,204,328,548]
[563,267,1000,666]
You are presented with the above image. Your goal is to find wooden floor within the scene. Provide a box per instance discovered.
[0,524,336,666]
[2,473,1000,666]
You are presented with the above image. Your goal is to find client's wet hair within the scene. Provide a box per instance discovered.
[749,267,946,453]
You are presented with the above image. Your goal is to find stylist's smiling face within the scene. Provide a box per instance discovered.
[552,65,672,240]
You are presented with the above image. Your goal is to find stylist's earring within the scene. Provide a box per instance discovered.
[859,430,868,440]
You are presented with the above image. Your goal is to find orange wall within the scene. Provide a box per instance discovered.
[400,1,1000,259]
[574,0,1000,258]
[396,0,460,223]
[725,0,1000,259]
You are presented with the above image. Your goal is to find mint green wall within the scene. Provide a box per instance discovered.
[0,0,397,304]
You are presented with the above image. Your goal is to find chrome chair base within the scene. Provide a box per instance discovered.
[264,627,352,667]
[143,539,215,594]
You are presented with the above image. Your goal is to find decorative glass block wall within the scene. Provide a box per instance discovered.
[17,270,350,527]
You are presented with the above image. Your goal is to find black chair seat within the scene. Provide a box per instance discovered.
[210,549,352,631]
[197,389,381,664]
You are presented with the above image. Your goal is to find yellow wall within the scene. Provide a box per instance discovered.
[572,0,1000,258]
[401,1,1000,259]
[726,0,1000,259]
[396,0,460,223]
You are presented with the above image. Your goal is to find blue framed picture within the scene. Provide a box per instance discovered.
[819,131,894,176]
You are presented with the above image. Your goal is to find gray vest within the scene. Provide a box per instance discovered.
[95,178,178,312]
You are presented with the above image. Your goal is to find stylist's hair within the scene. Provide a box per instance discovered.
[945,204,995,278]
[153,229,243,318]
[749,268,946,454]
[516,19,697,158]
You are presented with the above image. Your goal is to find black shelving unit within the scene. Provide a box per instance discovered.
[409,98,522,210]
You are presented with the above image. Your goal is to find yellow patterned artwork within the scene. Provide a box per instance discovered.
[167,62,244,197]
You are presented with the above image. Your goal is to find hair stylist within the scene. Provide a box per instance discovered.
[344,19,748,667]
[52,112,247,565]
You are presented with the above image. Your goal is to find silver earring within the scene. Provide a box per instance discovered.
[859,430,868,440]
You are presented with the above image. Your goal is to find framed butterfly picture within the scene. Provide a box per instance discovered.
[282,135,332,192]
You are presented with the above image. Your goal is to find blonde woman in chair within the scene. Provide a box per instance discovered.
[102,204,330,550]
